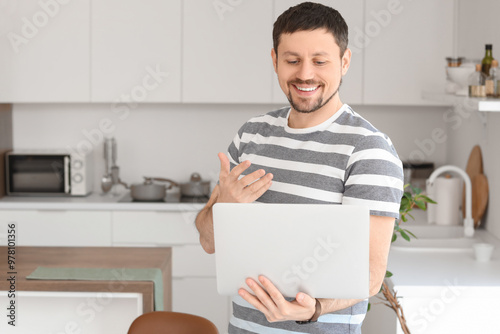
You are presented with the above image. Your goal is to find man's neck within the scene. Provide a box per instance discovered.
[288,98,344,129]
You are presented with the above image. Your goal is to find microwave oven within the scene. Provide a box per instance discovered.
[5,150,93,196]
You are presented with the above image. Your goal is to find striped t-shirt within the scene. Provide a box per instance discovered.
[226,104,404,334]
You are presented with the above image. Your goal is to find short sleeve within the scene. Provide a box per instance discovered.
[342,133,404,218]
[226,123,246,172]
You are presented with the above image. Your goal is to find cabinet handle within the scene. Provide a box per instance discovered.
[36,210,68,214]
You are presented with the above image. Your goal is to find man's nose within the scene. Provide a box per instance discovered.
[296,61,315,81]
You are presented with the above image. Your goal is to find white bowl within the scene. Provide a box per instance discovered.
[446,66,476,95]
[473,243,495,262]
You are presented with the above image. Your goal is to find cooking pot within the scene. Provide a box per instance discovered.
[180,173,210,197]
[130,177,179,201]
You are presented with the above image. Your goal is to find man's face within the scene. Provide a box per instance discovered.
[272,29,351,114]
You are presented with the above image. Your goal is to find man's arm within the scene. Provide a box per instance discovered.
[195,152,273,254]
[238,214,395,322]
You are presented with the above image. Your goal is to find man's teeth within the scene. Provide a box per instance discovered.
[295,86,318,92]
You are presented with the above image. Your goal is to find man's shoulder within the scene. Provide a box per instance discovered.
[238,106,289,133]
[247,106,289,123]
[335,105,379,135]
[335,105,396,152]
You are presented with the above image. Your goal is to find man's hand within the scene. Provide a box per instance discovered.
[238,275,317,323]
[217,152,273,203]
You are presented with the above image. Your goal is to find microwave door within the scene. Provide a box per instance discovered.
[8,155,67,194]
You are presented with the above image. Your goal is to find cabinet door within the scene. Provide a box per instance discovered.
[172,244,216,278]
[363,0,455,105]
[0,210,112,246]
[112,211,200,246]
[273,0,364,105]
[0,1,90,102]
[172,277,231,334]
[182,0,274,103]
[91,0,181,102]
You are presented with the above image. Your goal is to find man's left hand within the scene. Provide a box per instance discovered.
[238,275,317,322]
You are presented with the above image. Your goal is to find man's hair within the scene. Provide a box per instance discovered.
[272,2,348,57]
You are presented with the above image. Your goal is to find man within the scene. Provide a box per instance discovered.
[195,2,404,333]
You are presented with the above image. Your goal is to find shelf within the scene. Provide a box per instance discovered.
[421,91,500,112]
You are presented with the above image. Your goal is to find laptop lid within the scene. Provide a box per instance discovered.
[213,203,370,299]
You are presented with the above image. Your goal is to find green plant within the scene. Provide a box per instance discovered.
[370,185,436,334]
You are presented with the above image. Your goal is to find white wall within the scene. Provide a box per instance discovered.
[447,0,500,239]
[12,103,447,191]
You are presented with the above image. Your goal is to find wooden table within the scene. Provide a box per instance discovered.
[0,247,172,312]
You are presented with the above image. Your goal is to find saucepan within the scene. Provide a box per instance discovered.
[130,177,179,201]
[180,173,211,197]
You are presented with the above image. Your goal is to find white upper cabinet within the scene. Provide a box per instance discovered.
[182,0,274,103]
[0,1,90,102]
[363,0,455,105]
[273,0,364,105]
[91,0,181,102]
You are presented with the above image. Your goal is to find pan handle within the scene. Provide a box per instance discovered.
[143,177,179,189]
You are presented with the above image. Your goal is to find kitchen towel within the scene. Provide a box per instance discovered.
[26,267,164,311]
[427,176,462,225]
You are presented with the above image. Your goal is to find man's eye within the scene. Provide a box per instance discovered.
[315,61,326,65]
[286,60,298,65]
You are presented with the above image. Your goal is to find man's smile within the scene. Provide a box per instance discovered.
[291,84,321,97]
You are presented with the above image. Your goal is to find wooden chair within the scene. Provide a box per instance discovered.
[127,311,219,334]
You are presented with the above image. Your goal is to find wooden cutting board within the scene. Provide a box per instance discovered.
[472,174,489,228]
[462,145,483,217]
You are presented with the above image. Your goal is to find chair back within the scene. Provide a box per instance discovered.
[128,311,219,334]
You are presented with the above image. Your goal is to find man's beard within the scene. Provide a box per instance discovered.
[287,78,342,114]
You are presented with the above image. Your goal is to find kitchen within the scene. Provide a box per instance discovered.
[1,0,500,333]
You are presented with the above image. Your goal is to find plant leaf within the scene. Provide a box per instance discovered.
[420,195,437,204]
[392,233,397,242]
[400,229,410,241]
[404,229,417,239]
[415,199,426,210]
[367,302,371,312]
[385,270,393,278]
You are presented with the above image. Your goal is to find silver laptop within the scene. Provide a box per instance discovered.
[213,203,370,299]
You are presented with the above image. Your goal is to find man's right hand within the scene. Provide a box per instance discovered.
[217,152,273,203]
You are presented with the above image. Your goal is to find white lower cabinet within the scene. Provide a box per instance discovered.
[111,210,231,333]
[362,286,500,334]
[172,277,231,334]
[0,210,112,246]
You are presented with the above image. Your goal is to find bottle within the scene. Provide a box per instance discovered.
[481,44,494,77]
[469,64,487,98]
[486,59,499,98]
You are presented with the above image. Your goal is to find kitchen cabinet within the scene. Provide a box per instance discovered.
[173,277,231,333]
[112,210,231,333]
[0,0,90,102]
[363,0,455,105]
[364,286,500,334]
[182,0,274,103]
[0,210,112,246]
[91,0,181,102]
[272,0,364,105]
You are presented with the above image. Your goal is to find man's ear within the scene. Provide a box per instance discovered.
[271,48,278,74]
[341,48,352,76]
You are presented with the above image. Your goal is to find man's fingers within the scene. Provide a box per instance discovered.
[238,169,266,187]
[218,152,231,177]
[244,174,273,200]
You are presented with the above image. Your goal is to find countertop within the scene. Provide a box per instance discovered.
[387,210,500,294]
[0,191,207,211]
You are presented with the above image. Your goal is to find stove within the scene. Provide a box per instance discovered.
[118,192,209,204]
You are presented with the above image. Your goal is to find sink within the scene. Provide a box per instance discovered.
[391,224,482,251]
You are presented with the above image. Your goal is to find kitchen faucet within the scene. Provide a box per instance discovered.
[426,165,474,237]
